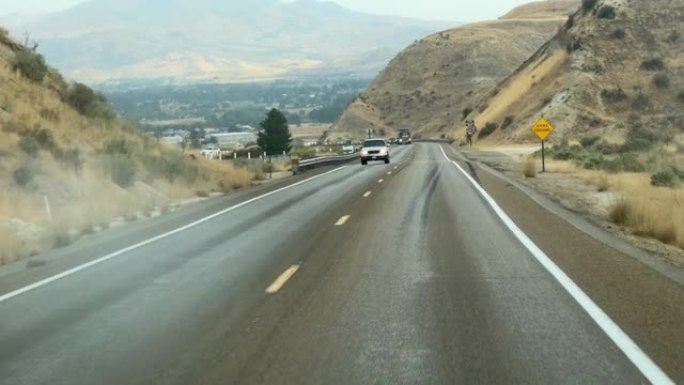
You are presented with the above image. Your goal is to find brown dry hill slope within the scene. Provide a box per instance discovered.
[471,0,684,144]
[329,0,579,140]
[0,29,252,264]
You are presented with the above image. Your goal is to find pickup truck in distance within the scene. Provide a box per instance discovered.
[397,129,412,145]
[360,139,390,165]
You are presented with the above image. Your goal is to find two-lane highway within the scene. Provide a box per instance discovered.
[0,143,674,384]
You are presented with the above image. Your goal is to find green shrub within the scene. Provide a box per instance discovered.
[66,83,116,120]
[104,138,136,156]
[57,148,82,173]
[601,153,645,173]
[619,153,646,172]
[103,156,136,187]
[631,93,650,111]
[640,58,666,71]
[653,73,670,89]
[39,108,60,123]
[611,28,626,39]
[671,166,684,179]
[501,116,514,130]
[667,30,680,43]
[580,136,601,148]
[651,169,679,188]
[593,140,620,155]
[462,107,473,120]
[601,88,628,103]
[478,122,497,139]
[582,0,598,11]
[19,136,40,156]
[581,154,604,170]
[597,5,616,19]
[622,138,652,152]
[28,127,56,150]
[2,121,19,133]
[13,166,34,188]
[625,120,672,148]
[552,146,579,161]
[144,151,202,184]
[677,90,684,103]
[13,51,48,82]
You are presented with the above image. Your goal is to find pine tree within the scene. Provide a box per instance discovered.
[257,108,292,155]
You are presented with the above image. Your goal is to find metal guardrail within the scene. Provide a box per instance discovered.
[413,139,455,144]
[292,152,360,174]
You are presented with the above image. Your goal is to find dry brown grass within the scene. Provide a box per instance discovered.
[519,155,683,250]
[609,181,684,250]
[594,172,611,192]
[0,40,256,264]
[523,157,538,178]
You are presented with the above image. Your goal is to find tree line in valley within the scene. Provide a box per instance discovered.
[102,77,371,131]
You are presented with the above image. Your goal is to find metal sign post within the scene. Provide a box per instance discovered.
[541,139,546,173]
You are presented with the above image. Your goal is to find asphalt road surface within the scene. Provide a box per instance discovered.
[0,144,676,384]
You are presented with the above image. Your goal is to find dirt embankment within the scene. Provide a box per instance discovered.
[0,29,254,264]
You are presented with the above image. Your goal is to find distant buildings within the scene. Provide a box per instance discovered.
[160,135,184,146]
[210,132,258,149]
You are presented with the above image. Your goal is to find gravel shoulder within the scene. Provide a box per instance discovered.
[459,145,684,270]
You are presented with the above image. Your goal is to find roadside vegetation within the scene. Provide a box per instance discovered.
[0,37,254,265]
[527,114,684,251]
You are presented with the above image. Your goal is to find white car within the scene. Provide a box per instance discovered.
[200,145,222,159]
[360,139,390,165]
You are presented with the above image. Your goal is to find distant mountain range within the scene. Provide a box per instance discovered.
[1,0,456,83]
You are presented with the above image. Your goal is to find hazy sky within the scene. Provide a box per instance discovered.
[0,0,536,21]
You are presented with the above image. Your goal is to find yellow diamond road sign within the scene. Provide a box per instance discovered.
[532,118,555,141]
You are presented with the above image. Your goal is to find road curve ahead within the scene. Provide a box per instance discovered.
[0,144,671,384]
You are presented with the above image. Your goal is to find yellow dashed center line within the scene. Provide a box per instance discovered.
[335,215,351,226]
[265,265,300,294]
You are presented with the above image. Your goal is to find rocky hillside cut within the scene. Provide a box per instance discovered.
[471,0,684,143]
[329,0,579,140]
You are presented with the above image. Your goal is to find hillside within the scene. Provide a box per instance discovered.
[329,0,579,140]
[472,0,684,144]
[1,0,454,83]
[0,30,252,264]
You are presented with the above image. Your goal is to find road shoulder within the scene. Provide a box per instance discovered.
[441,144,684,382]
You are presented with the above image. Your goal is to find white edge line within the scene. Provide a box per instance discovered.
[363,191,372,198]
[378,179,384,184]
[439,145,673,385]
[0,166,348,304]
[265,265,300,294]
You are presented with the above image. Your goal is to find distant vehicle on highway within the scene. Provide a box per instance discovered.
[388,137,397,145]
[342,145,355,154]
[360,139,390,165]
[397,129,412,145]
[200,145,222,159]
